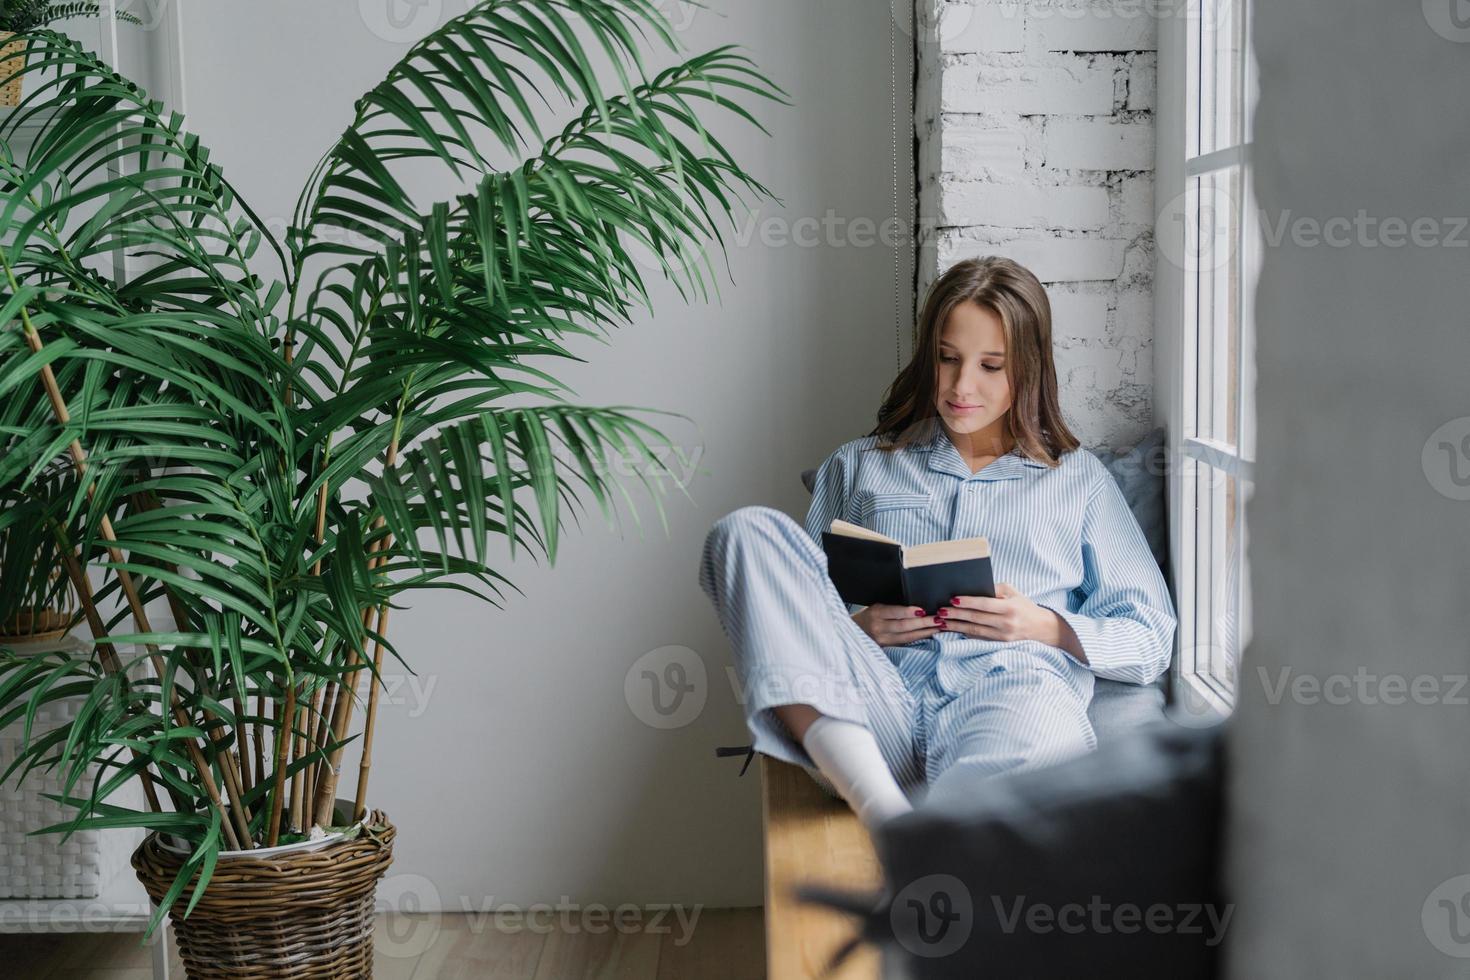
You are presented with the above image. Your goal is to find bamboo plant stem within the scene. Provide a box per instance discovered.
[288,681,311,834]
[311,532,392,824]
[233,690,253,798]
[254,692,267,801]
[22,327,245,849]
[148,547,256,823]
[129,488,256,802]
[287,679,305,833]
[54,545,165,814]
[265,680,295,847]
[351,605,391,822]
[310,451,399,827]
[290,679,323,834]
[308,634,354,810]
[106,498,258,843]
[291,471,335,830]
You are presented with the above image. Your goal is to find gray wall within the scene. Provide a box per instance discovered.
[1226,1,1470,974]
[172,0,913,909]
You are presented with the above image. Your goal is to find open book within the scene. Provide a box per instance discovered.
[820,519,996,613]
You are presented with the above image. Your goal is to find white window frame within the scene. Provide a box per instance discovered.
[1155,0,1260,721]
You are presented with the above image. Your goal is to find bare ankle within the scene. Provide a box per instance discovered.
[773,703,822,742]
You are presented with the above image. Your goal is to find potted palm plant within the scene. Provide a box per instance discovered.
[0,1,140,106]
[0,0,784,973]
[0,462,80,644]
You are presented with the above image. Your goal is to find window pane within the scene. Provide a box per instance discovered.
[1186,458,1246,694]
[1192,0,1244,158]
[1243,1,1259,145]
[1240,166,1260,463]
[1186,0,1199,156]
[1188,166,1242,449]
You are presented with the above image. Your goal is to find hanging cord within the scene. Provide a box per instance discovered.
[714,743,757,776]
[891,0,918,371]
[892,2,902,373]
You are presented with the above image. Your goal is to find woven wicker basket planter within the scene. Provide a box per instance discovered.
[132,811,396,979]
[0,608,76,647]
[0,33,23,108]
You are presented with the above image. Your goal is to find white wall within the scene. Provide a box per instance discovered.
[168,0,913,909]
[916,0,1158,450]
[1225,1,1470,975]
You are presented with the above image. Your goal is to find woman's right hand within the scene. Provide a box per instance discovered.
[852,604,944,646]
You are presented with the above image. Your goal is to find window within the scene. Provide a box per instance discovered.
[1156,0,1260,717]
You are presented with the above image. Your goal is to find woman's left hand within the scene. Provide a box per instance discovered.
[936,583,1057,643]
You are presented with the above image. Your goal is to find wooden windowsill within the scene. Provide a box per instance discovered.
[760,755,883,980]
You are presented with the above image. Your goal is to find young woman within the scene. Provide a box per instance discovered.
[698,256,1176,829]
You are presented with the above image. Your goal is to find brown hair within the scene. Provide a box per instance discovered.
[867,255,1080,467]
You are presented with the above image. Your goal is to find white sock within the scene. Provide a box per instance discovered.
[801,715,913,830]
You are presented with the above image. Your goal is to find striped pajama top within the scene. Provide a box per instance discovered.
[803,418,1178,700]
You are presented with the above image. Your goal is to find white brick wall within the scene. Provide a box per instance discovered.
[1031,2,1159,53]
[916,0,1158,449]
[940,182,1111,230]
[1044,119,1154,171]
[942,61,1116,115]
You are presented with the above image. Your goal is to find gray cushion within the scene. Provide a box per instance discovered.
[1089,672,1167,742]
[1080,429,1171,733]
[1093,427,1169,573]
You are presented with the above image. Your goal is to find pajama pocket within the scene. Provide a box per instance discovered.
[856,490,935,544]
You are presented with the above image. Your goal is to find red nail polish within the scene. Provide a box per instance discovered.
[913,609,925,616]
[950,597,961,605]
[934,616,944,625]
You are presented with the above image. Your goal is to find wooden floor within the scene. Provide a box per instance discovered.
[0,908,766,979]
[1,758,877,980]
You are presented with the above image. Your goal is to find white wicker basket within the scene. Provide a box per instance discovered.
[0,636,143,900]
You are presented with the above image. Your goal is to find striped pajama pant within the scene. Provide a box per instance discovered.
[698,505,1097,808]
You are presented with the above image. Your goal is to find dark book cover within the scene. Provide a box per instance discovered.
[821,527,996,613]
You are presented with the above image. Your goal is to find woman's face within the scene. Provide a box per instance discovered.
[934,299,1013,444]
